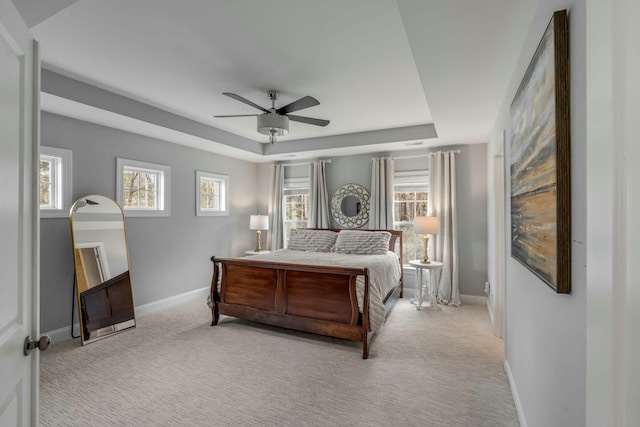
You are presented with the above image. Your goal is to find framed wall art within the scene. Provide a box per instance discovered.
[510,9,571,294]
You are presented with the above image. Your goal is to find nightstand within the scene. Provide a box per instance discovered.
[244,250,271,256]
[409,260,443,310]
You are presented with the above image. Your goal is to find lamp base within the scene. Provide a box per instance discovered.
[255,230,263,252]
[421,235,430,264]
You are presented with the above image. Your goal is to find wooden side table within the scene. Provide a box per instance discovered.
[409,260,444,310]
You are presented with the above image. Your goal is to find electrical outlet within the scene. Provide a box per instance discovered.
[484,281,490,295]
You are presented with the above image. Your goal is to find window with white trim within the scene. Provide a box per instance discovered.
[283,177,309,247]
[40,146,72,218]
[196,171,229,216]
[117,158,170,217]
[393,170,429,265]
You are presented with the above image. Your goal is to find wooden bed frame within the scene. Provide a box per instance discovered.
[209,229,403,359]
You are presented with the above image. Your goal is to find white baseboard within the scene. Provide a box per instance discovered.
[460,294,487,305]
[402,268,487,306]
[135,286,209,316]
[44,286,209,344]
[46,323,81,345]
[401,292,487,305]
[487,297,495,326]
[505,359,528,427]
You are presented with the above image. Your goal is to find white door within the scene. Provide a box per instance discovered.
[0,2,40,426]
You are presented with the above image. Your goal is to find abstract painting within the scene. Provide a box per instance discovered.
[510,10,571,294]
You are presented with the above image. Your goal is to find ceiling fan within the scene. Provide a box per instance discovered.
[214,90,330,143]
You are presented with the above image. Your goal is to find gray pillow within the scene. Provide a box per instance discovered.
[287,229,338,252]
[333,230,391,255]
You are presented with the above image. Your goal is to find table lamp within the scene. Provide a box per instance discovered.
[249,215,269,252]
[414,216,438,263]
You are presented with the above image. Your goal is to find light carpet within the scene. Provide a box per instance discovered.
[40,298,519,426]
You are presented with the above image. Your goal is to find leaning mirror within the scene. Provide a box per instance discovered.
[69,194,135,345]
[330,183,370,228]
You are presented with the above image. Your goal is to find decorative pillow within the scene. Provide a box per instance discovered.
[287,229,338,252]
[333,230,391,255]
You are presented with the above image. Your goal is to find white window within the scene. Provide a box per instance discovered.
[283,177,309,247]
[393,170,429,264]
[196,171,229,216]
[116,158,170,217]
[40,146,72,218]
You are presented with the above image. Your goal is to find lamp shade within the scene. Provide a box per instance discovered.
[414,216,438,235]
[249,215,269,230]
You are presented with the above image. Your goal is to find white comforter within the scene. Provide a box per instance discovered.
[240,249,401,333]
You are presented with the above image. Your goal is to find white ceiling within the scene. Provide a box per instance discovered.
[15,0,538,162]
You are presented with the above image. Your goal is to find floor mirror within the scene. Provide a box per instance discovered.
[69,194,136,344]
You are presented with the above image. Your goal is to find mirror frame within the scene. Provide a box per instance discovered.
[330,183,370,228]
[69,194,136,345]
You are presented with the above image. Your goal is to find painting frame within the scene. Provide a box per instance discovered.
[509,9,570,294]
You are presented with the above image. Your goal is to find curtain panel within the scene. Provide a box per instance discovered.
[429,151,460,306]
[268,163,284,250]
[309,160,331,228]
[370,157,395,229]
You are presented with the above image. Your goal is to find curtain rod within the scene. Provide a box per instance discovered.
[280,159,332,167]
[392,149,461,160]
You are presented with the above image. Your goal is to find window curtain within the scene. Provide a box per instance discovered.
[268,163,284,250]
[308,160,331,228]
[369,157,395,229]
[429,151,460,306]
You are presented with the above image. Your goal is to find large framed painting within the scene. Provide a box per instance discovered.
[510,9,570,294]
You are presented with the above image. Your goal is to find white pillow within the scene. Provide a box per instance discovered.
[287,229,338,252]
[333,230,391,255]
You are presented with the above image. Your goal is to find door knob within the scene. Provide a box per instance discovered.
[24,335,51,355]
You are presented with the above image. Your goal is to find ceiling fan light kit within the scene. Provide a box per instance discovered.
[257,113,289,142]
[215,90,329,143]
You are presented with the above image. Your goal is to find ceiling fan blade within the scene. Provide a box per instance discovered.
[287,115,330,127]
[222,92,270,113]
[214,114,261,118]
[276,96,320,115]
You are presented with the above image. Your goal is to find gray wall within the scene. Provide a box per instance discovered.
[40,113,258,332]
[452,144,488,297]
[260,144,489,297]
[331,146,488,297]
[41,110,488,334]
[487,1,587,425]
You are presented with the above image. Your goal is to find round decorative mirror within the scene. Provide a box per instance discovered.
[330,183,370,228]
